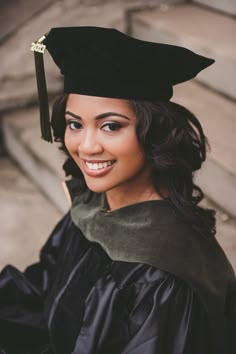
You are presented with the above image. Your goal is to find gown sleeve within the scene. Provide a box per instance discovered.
[0,212,71,353]
[119,273,211,354]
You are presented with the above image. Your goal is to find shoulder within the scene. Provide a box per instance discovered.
[111,262,203,301]
[104,263,210,351]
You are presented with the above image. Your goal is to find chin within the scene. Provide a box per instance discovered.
[85,181,111,194]
[84,179,120,194]
[87,186,108,194]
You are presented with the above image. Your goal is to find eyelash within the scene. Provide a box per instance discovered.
[66,121,122,132]
[101,122,122,132]
[66,121,82,131]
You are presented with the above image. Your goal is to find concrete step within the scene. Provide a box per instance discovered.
[131,4,236,100]
[2,86,236,218]
[0,0,126,112]
[0,156,62,271]
[194,0,236,17]
[172,81,236,217]
[0,0,54,42]
[201,198,236,273]
[2,106,70,214]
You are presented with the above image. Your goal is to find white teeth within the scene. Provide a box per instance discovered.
[85,160,114,170]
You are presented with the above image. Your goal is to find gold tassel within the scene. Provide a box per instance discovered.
[31,34,52,143]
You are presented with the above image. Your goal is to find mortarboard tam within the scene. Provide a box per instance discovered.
[30,26,215,143]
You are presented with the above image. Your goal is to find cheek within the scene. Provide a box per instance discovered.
[64,130,77,155]
[116,133,145,165]
[64,129,70,149]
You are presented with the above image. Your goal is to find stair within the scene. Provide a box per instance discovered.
[131,3,236,217]
[0,0,54,42]
[2,1,236,219]
[194,0,236,17]
[2,106,69,214]
[0,156,62,270]
[131,4,236,100]
[0,0,126,112]
[173,81,236,215]
[0,0,176,112]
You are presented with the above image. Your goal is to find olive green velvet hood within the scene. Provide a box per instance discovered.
[70,189,235,312]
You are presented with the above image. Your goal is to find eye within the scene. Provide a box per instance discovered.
[101,122,122,132]
[66,121,82,131]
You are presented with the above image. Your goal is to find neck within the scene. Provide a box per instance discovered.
[106,183,164,211]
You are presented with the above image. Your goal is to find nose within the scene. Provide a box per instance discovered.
[78,129,103,156]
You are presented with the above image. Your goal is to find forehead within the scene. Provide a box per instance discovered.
[66,94,133,115]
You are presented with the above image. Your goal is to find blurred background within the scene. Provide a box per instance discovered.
[0,0,235,271]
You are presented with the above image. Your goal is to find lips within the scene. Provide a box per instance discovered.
[85,160,115,170]
[82,159,116,177]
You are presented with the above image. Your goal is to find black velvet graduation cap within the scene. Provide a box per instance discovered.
[31,26,214,142]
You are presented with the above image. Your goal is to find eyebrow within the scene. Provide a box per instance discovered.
[65,110,131,121]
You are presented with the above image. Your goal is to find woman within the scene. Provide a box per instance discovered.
[0,26,235,354]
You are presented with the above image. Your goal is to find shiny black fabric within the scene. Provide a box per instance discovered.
[0,190,235,353]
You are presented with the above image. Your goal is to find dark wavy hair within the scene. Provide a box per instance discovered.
[51,94,216,237]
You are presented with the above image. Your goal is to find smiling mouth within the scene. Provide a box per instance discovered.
[85,160,116,171]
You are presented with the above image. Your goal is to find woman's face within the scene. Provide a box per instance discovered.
[65,94,152,194]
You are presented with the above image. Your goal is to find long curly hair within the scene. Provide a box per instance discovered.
[51,94,216,237]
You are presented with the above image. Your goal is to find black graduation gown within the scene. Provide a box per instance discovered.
[0,180,235,354]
